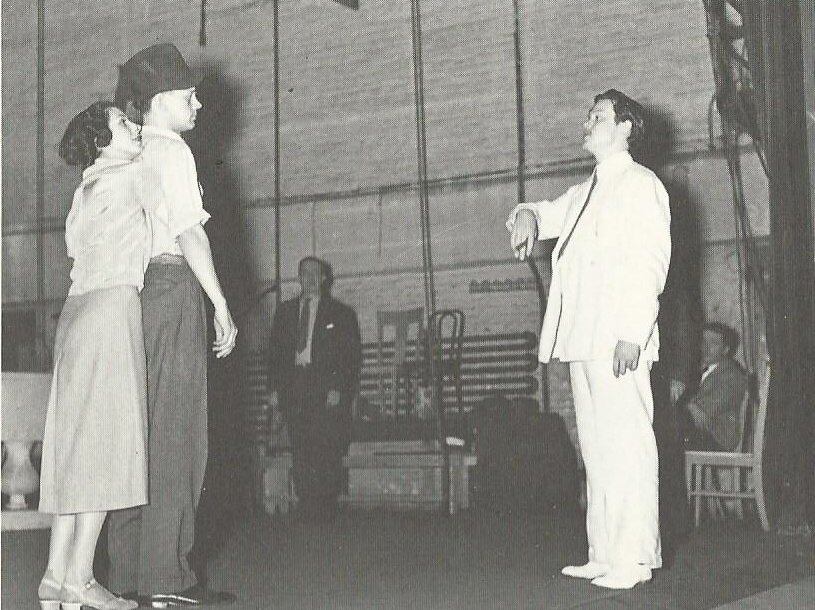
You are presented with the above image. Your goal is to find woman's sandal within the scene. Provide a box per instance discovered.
[37,572,62,610]
[60,579,138,610]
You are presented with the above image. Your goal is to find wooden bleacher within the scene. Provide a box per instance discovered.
[244,329,540,447]
[358,330,539,418]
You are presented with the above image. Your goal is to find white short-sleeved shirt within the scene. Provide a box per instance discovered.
[65,157,151,295]
[140,125,210,257]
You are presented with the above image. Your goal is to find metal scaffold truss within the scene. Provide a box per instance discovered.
[701,0,770,375]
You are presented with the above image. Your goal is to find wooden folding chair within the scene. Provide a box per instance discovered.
[376,308,424,419]
[685,359,771,530]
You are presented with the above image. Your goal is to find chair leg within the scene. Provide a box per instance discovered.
[702,466,713,520]
[390,370,398,420]
[406,376,415,419]
[713,467,731,518]
[710,466,729,520]
[455,372,463,417]
[752,465,770,531]
[685,459,693,500]
[732,466,744,520]
[693,465,701,527]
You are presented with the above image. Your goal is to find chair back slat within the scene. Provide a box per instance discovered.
[431,309,466,414]
[377,308,424,415]
[751,359,771,465]
[736,382,752,452]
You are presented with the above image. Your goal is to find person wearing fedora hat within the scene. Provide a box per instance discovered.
[106,43,238,608]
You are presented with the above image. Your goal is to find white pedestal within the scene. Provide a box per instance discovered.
[2,372,52,530]
[2,510,52,531]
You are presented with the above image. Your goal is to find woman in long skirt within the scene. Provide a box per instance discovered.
[37,102,149,610]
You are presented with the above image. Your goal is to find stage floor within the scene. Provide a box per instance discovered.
[3,509,812,609]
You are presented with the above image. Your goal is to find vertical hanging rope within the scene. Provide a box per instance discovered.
[512,0,549,411]
[273,0,281,307]
[409,0,436,322]
[199,0,207,46]
[701,0,765,376]
[512,0,526,205]
[36,0,45,305]
[409,0,447,513]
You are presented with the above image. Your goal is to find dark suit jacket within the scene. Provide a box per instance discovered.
[268,294,361,419]
[688,358,748,451]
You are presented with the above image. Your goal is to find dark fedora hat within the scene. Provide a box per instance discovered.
[115,43,200,106]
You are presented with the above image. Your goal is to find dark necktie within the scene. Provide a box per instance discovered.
[297,298,311,352]
[557,172,597,261]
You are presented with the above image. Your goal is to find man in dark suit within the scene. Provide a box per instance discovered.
[268,257,361,518]
[681,322,748,451]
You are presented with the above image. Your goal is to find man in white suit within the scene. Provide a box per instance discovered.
[507,89,670,589]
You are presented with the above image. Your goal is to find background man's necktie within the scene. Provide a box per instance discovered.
[557,172,597,261]
[297,298,311,352]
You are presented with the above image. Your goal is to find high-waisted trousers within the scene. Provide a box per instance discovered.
[107,261,208,595]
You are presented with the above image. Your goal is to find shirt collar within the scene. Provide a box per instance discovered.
[141,124,186,143]
[82,155,138,181]
[705,361,719,371]
[594,150,633,182]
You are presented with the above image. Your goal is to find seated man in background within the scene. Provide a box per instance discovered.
[681,322,748,451]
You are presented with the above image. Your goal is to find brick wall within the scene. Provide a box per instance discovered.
[5,0,716,226]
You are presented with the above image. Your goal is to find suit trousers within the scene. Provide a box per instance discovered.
[107,261,208,595]
[286,367,347,505]
[569,360,662,569]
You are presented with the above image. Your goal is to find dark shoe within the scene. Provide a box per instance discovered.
[149,584,236,607]
[120,591,152,607]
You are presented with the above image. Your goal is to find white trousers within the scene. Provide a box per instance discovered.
[569,360,662,569]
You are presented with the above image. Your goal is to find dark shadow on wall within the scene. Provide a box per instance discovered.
[184,64,254,585]
[640,104,705,566]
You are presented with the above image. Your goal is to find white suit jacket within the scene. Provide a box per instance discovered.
[507,151,671,363]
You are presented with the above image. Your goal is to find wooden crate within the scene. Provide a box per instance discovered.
[341,440,475,511]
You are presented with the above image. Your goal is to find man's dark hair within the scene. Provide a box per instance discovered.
[114,68,151,126]
[116,98,152,126]
[298,256,323,274]
[703,321,740,355]
[58,101,116,169]
[298,256,333,293]
[594,89,646,151]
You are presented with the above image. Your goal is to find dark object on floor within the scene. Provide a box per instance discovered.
[471,395,580,515]
[149,583,236,607]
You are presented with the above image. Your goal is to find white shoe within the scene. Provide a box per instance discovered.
[561,562,609,579]
[591,565,652,589]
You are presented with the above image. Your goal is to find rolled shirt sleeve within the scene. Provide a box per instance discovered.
[155,143,210,238]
